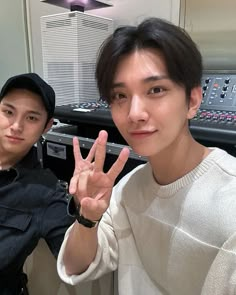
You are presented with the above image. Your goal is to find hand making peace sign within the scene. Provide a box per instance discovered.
[69,130,130,221]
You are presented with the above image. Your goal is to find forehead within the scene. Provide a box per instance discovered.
[1,88,46,112]
[113,49,167,82]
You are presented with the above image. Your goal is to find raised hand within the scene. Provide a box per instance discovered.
[69,130,130,221]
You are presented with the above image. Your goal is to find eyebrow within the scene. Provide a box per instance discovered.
[1,102,43,116]
[111,74,169,89]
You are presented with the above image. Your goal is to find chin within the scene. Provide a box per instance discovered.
[131,143,163,158]
[131,146,151,158]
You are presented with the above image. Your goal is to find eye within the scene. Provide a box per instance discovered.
[149,86,165,95]
[2,109,13,116]
[27,115,39,122]
[111,92,127,102]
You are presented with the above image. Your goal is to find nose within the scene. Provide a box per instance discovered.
[128,95,148,123]
[10,117,24,133]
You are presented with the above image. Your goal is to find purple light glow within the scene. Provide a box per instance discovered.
[66,0,89,4]
[44,0,112,11]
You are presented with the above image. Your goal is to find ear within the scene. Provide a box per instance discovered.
[187,86,202,120]
[43,118,54,134]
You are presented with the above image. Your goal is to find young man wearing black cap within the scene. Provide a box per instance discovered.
[0,73,74,294]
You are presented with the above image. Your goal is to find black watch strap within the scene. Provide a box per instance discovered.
[67,195,102,228]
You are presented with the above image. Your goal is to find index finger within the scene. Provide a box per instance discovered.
[73,137,83,169]
[94,130,108,171]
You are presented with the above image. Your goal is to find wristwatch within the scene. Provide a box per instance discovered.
[67,195,102,228]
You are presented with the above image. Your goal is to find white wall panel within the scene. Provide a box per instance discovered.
[181,0,236,70]
[0,0,30,87]
[27,0,181,76]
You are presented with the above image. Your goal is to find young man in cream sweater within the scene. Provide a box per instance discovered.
[57,18,236,295]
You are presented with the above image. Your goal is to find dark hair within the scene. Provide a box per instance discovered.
[96,17,202,104]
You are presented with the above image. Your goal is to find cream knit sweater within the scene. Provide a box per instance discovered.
[58,148,236,295]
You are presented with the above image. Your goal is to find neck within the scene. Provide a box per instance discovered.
[0,149,30,170]
[149,135,210,185]
[0,160,15,170]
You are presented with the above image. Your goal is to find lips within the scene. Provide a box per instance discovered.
[130,130,157,135]
[129,130,157,139]
[6,135,24,141]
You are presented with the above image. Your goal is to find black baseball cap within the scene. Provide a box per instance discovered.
[0,73,55,120]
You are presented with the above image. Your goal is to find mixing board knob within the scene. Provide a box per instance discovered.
[222,86,228,91]
[220,93,226,98]
[224,78,230,84]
